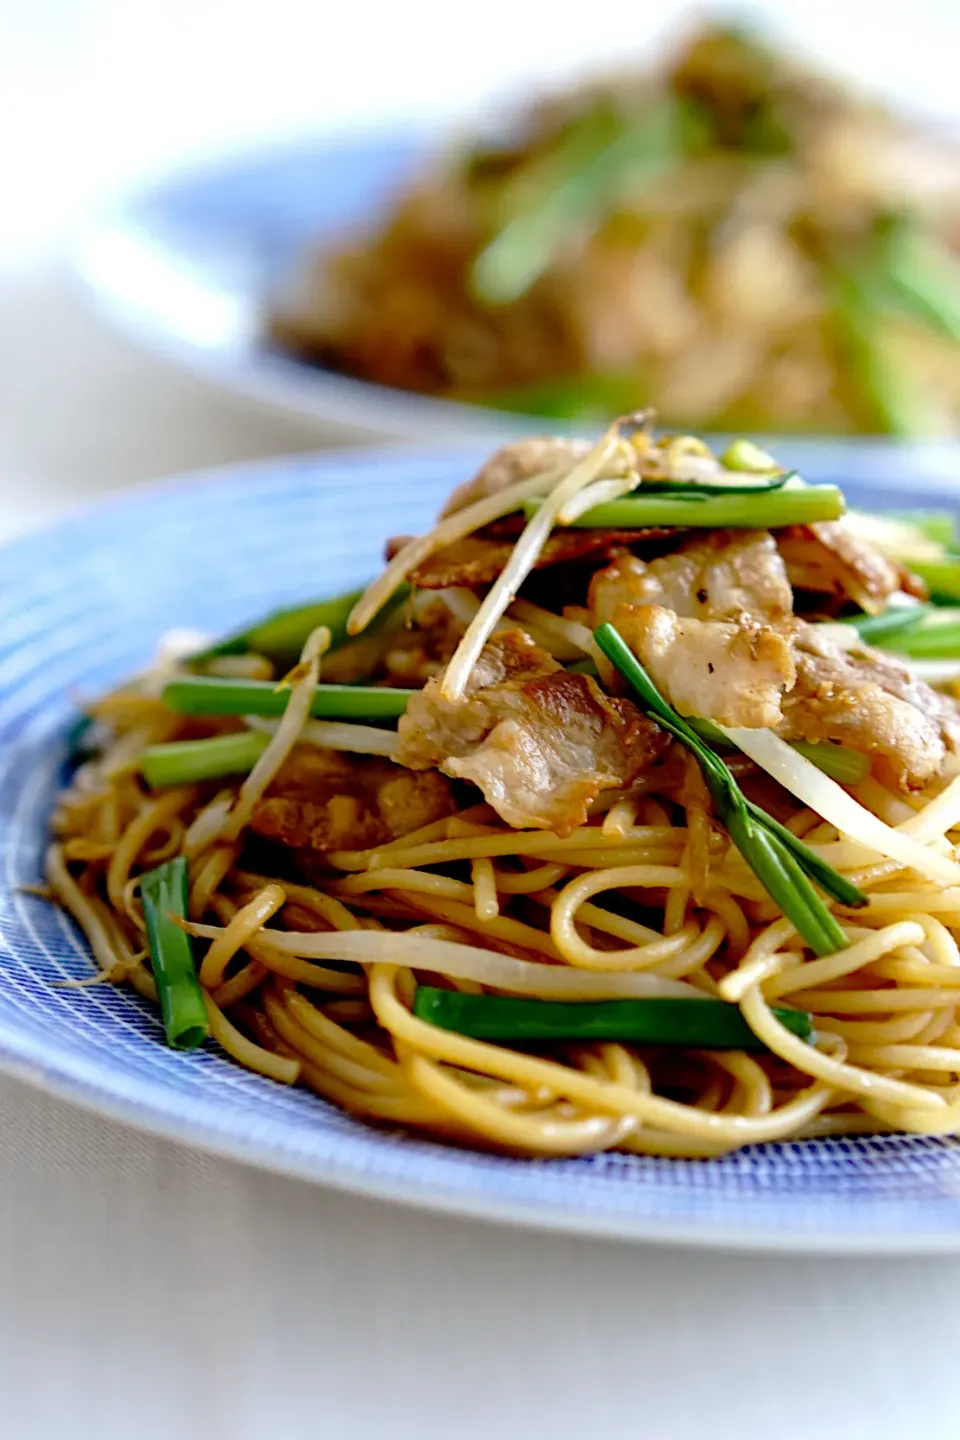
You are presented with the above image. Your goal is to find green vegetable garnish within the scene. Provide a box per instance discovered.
[595,623,865,952]
[787,741,870,787]
[471,96,684,305]
[831,268,934,436]
[879,511,958,549]
[720,438,781,473]
[689,718,869,785]
[141,732,270,788]
[195,586,408,665]
[163,677,414,722]
[488,373,648,421]
[874,606,960,658]
[140,857,209,1051]
[906,560,960,604]
[413,987,812,1050]
[632,470,794,497]
[844,606,930,645]
[522,484,844,529]
[871,217,960,345]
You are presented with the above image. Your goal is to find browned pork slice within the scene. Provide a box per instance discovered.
[781,626,960,787]
[589,529,793,626]
[438,437,591,518]
[395,526,668,590]
[614,605,796,729]
[395,630,666,833]
[775,521,912,612]
[250,746,455,853]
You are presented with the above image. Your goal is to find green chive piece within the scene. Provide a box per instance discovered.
[845,606,931,645]
[140,857,209,1051]
[831,270,932,436]
[163,677,414,722]
[879,511,958,548]
[141,732,270,788]
[412,987,812,1050]
[787,741,870,787]
[522,484,844,529]
[485,373,646,421]
[867,606,960,658]
[194,585,409,665]
[874,220,960,345]
[906,560,960,604]
[689,718,868,784]
[720,439,780,473]
[633,470,794,497]
[594,622,857,953]
[742,802,867,910]
[471,97,683,306]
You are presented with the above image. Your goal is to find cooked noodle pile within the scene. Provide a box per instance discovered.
[45,425,960,1157]
[271,24,960,435]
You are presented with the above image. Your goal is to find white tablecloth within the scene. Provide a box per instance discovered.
[4,270,960,1440]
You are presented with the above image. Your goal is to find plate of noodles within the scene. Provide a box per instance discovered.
[10,430,960,1251]
[75,24,960,439]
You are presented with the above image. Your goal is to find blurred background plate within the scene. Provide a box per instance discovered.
[73,134,534,441]
[7,441,960,1254]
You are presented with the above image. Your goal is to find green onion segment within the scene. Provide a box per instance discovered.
[524,484,844,529]
[141,732,270,788]
[413,987,812,1050]
[595,622,864,954]
[140,857,209,1050]
[163,677,414,722]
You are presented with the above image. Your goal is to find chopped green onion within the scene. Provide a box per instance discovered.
[690,718,868,785]
[844,606,930,645]
[906,560,960,604]
[831,270,932,435]
[595,622,862,951]
[740,800,867,909]
[720,439,780,473]
[195,586,408,664]
[787,741,870,787]
[634,470,795,497]
[878,607,960,658]
[844,510,947,564]
[163,677,414,722]
[486,373,646,421]
[413,987,812,1050]
[471,97,683,306]
[879,511,959,549]
[873,220,960,345]
[522,484,844,530]
[141,732,270,788]
[140,857,209,1051]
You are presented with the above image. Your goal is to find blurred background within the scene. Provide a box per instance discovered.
[4,0,960,265]
[2,1,960,547]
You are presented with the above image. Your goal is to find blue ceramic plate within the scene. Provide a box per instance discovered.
[6,443,960,1253]
[74,133,533,441]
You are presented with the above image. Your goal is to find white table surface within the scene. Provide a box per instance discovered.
[4,268,960,1440]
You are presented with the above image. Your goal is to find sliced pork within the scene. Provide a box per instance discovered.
[775,521,907,612]
[781,627,960,787]
[614,605,796,729]
[438,437,591,518]
[589,529,792,625]
[251,746,455,853]
[396,629,666,833]
[399,526,669,590]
